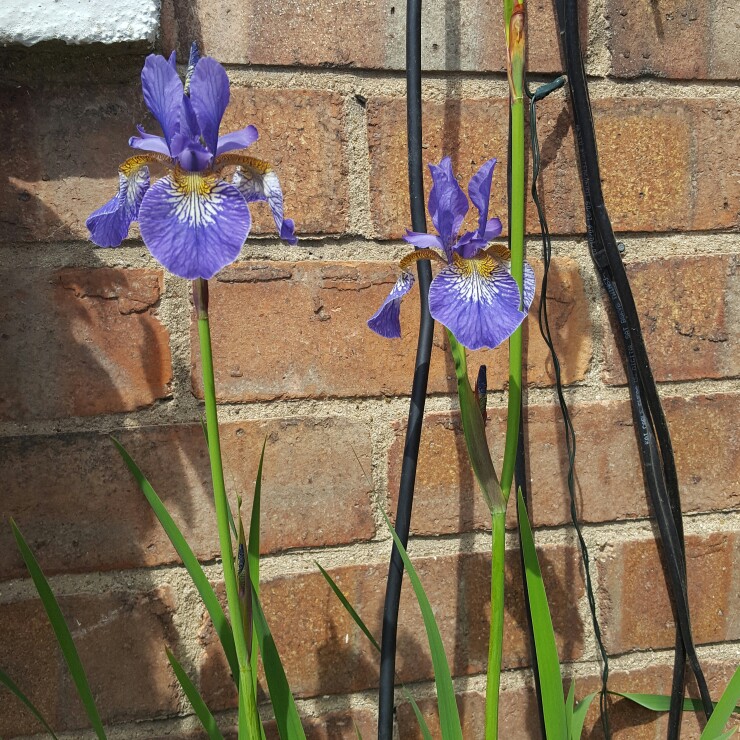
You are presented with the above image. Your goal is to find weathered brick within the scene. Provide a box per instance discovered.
[598,533,740,654]
[603,256,739,384]
[0,418,374,579]
[0,587,178,737]
[0,82,346,242]
[192,258,590,401]
[388,394,740,535]
[161,0,578,73]
[578,661,740,738]
[0,268,171,421]
[607,0,740,80]
[396,687,543,739]
[198,547,584,702]
[368,97,738,238]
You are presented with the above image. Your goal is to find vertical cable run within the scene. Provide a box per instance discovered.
[377,0,434,736]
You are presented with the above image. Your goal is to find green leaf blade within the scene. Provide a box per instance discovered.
[0,667,59,739]
[112,438,239,683]
[382,512,463,740]
[516,490,567,739]
[701,665,740,740]
[166,648,224,740]
[10,520,107,740]
[251,588,307,740]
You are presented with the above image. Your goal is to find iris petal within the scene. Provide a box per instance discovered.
[138,172,251,279]
[141,54,183,146]
[86,166,149,247]
[468,158,497,236]
[428,255,526,350]
[129,126,172,156]
[232,158,297,244]
[402,230,444,250]
[523,261,535,311]
[367,272,415,339]
[216,125,259,155]
[428,157,469,256]
[189,56,230,155]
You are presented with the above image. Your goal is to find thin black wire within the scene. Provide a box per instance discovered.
[377,0,434,735]
[527,76,611,739]
[554,0,713,733]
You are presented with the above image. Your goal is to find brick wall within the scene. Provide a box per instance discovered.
[1,1,738,737]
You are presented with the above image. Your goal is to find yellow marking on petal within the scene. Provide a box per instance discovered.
[452,252,498,280]
[173,167,219,197]
[484,243,512,263]
[119,153,171,176]
[399,249,446,270]
[215,153,273,174]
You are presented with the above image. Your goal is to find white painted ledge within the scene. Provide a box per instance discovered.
[0,0,160,46]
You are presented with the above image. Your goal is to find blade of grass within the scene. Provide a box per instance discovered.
[571,692,597,739]
[248,438,267,693]
[516,489,568,738]
[166,648,224,740]
[565,680,575,738]
[112,438,239,683]
[251,586,307,740]
[0,668,59,739]
[701,665,740,740]
[382,512,462,740]
[10,520,106,740]
[612,692,740,715]
[316,563,432,740]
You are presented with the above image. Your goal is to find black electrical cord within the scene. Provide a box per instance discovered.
[554,0,713,733]
[377,0,434,735]
[527,74,612,738]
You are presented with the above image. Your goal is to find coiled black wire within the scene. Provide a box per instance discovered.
[554,0,713,735]
[377,0,434,735]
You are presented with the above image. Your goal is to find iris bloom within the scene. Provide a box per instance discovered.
[86,47,296,280]
[368,157,534,351]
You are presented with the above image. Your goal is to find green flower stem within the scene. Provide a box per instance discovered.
[194,278,260,740]
[485,510,507,740]
[499,94,525,500]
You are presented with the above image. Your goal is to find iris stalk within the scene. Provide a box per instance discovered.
[194,278,261,740]
[489,3,526,738]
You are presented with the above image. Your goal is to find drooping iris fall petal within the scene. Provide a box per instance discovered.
[138,171,251,280]
[367,272,416,339]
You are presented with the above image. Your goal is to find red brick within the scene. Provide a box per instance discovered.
[199,547,584,702]
[368,97,738,239]
[0,268,171,421]
[161,0,578,73]
[0,587,178,737]
[0,83,346,242]
[221,89,348,236]
[598,533,739,654]
[388,394,739,535]
[193,258,590,401]
[0,418,374,579]
[396,687,543,739]
[607,0,740,80]
[603,256,739,384]
[578,661,740,739]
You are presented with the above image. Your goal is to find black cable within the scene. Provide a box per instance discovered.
[554,0,713,732]
[528,75,611,738]
[377,0,434,735]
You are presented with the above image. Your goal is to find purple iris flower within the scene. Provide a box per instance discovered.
[368,157,534,351]
[86,46,297,280]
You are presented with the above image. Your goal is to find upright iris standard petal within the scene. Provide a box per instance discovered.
[468,158,497,235]
[129,125,171,156]
[140,54,183,146]
[232,158,297,244]
[428,254,526,351]
[138,170,251,279]
[189,56,230,155]
[86,164,149,247]
[428,157,469,254]
[367,272,415,339]
[216,125,259,155]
